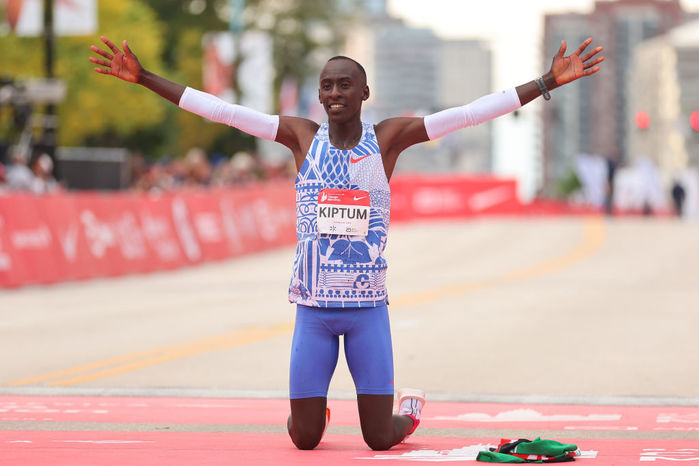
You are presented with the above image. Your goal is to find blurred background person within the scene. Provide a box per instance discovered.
[4,146,34,191]
[184,147,212,187]
[0,161,7,193]
[29,153,60,194]
[671,177,686,217]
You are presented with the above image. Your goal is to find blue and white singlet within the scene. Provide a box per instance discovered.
[288,122,390,308]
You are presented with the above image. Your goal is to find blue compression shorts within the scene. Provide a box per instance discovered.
[289,304,395,399]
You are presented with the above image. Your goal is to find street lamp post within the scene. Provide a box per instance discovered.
[42,0,58,176]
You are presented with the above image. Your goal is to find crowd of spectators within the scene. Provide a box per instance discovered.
[0,146,61,195]
[128,148,295,193]
[0,145,295,195]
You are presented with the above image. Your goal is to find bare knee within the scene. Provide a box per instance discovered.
[363,432,394,451]
[288,414,324,450]
[288,397,327,450]
[291,430,323,450]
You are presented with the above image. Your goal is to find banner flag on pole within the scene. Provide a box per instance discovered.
[2,0,97,36]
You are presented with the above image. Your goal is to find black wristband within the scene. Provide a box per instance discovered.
[535,77,551,101]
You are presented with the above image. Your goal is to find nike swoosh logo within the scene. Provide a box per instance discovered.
[354,196,367,201]
[350,154,372,163]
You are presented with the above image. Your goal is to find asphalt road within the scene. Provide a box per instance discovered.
[2,216,698,402]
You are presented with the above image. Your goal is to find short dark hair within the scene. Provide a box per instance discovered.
[327,56,367,81]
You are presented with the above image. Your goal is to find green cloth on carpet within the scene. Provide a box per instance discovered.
[476,438,579,463]
[515,438,578,457]
[476,451,528,463]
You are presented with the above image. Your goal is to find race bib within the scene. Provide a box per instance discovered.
[317,189,370,236]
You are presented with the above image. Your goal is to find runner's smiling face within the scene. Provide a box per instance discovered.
[318,59,369,123]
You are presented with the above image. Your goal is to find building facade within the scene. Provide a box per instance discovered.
[344,15,494,173]
[541,0,690,194]
[627,19,699,215]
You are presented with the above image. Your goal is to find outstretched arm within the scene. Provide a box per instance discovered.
[90,36,276,138]
[380,37,604,143]
[89,36,318,164]
[424,37,604,140]
[375,37,604,179]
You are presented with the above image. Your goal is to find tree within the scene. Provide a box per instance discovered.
[148,0,355,95]
[148,0,356,123]
[244,0,354,113]
[2,0,359,161]
[0,0,168,151]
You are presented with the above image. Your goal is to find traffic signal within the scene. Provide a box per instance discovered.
[690,111,699,132]
[635,111,650,130]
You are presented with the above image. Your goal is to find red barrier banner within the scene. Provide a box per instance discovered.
[37,194,92,282]
[0,194,61,287]
[390,175,523,222]
[0,176,582,289]
[138,193,188,270]
[0,182,297,288]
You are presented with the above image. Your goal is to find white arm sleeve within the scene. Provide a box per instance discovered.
[178,87,280,141]
[423,87,521,140]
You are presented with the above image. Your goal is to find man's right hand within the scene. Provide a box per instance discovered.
[90,36,143,83]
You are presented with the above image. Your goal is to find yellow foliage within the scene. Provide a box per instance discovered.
[0,0,168,147]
